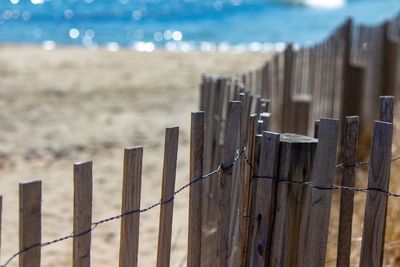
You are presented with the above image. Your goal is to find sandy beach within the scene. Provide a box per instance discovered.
[0,45,268,267]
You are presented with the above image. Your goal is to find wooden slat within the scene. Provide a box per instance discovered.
[217,101,241,267]
[73,162,92,267]
[188,113,205,267]
[292,96,311,135]
[303,118,339,266]
[254,96,262,115]
[119,148,142,267]
[342,64,364,119]
[381,23,399,97]
[201,77,227,266]
[314,120,320,139]
[201,76,214,251]
[282,44,295,132]
[19,181,41,267]
[239,114,258,266]
[360,121,393,267]
[207,77,226,224]
[157,127,179,267]
[227,93,250,265]
[379,95,394,123]
[336,116,359,267]
[261,63,271,98]
[270,134,317,267]
[249,131,280,267]
[244,135,262,267]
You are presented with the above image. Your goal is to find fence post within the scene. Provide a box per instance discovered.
[188,113,204,267]
[292,95,311,135]
[157,127,179,267]
[341,64,364,127]
[200,75,207,111]
[303,118,339,266]
[248,132,280,267]
[261,63,270,99]
[336,116,359,267]
[201,78,228,265]
[206,77,227,225]
[244,134,262,267]
[217,101,241,266]
[379,95,394,123]
[19,181,41,267]
[270,134,317,267]
[239,114,258,266]
[282,44,295,132]
[119,148,142,267]
[360,121,393,267]
[228,93,252,265]
[73,162,92,267]
[381,22,400,97]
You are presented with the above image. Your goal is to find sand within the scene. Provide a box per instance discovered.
[0,45,268,267]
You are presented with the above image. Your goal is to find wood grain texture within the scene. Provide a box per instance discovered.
[244,134,262,267]
[292,97,311,135]
[379,95,394,123]
[249,132,280,267]
[270,134,317,267]
[261,63,270,99]
[343,64,364,117]
[188,113,204,267]
[227,93,250,266]
[73,162,92,267]
[119,148,142,267]
[340,19,353,128]
[282,44,294,132]
[303,118,339,266]
[207,77,226,222]
[337,116,359,267]
[157,127,179,267]
[360,121,393,267]
[217,101,241,267]
[381,23,399,97]
[19,181,41,267]
[201,78,228,266]
[239,114,258,267]
[200,76,213,263]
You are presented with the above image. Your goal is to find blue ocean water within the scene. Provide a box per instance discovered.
[0,0,400,51]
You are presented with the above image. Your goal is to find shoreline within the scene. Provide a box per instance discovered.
[0,40,284,54]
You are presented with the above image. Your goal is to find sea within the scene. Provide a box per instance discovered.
[1,0,400,52]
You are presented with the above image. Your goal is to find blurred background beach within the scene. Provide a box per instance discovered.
[1,0,400,266]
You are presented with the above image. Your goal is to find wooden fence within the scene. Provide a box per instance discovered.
[3,94,396,267]
[231,12,400,141]
[1,12,400,267]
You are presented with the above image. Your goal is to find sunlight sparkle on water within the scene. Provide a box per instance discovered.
[31,0,44,5]
[42,40,56,50]
[304,0,345,9]
[133,42,155,52]
[172,31,183,41]
[106,42,120,52]
[69,28,80,39]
